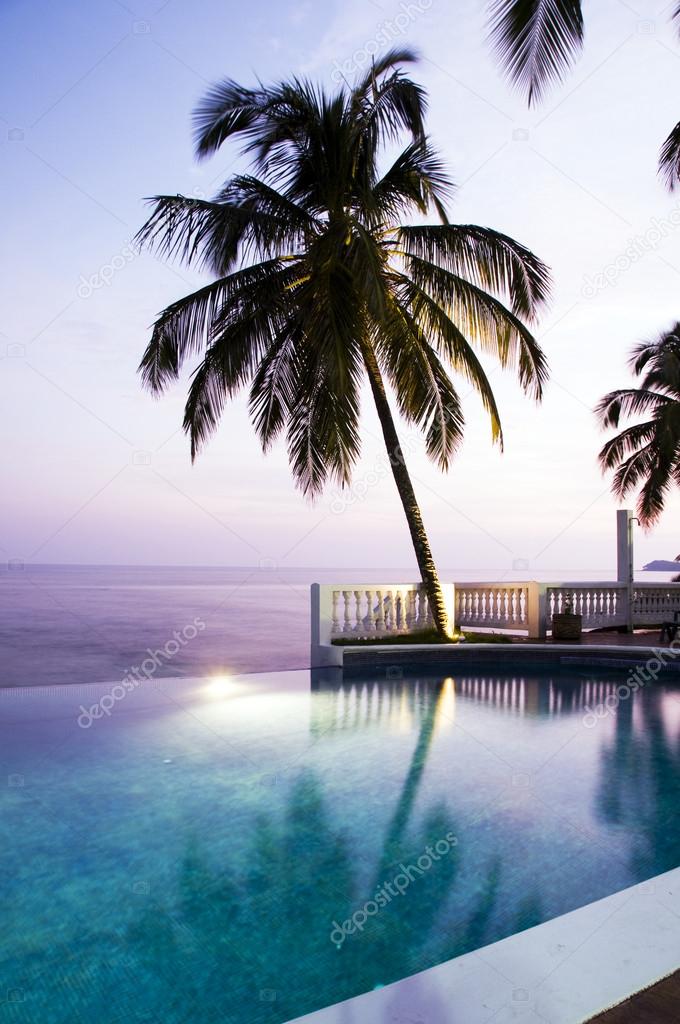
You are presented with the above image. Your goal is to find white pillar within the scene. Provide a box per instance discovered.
[527,582,547,639]
[616,509,634,633]
[310,584,343,667]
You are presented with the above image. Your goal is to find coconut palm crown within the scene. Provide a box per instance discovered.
[597,325,680,526]
[135,49,551,636]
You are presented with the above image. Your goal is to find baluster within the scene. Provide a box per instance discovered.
[406,590,416,630]
[353,590,363,632]
[416,589,426,627]
[342,590,352,635]
[331,590,340,635]
[375,590,385,634]
[386,590,393,630]
[395,589,403,630]
[364,590,374,632]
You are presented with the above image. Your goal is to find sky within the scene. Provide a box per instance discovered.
[3,0,680,577]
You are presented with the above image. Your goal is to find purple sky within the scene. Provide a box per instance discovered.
[3,0,680,577]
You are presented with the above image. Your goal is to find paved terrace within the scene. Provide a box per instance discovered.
[510,628,672,647]
[589,970,680,1022]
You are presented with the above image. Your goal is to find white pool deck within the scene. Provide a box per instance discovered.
[288,866,680,1024]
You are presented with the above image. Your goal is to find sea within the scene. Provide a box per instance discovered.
[0,564,444,688]
[0,563,618,688]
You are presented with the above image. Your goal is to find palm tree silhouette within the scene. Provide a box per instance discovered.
[596,326,680,526]
[487,1,680,187]
[595,686,680,880]
[135,50,550,638]
[121,681,511,1023]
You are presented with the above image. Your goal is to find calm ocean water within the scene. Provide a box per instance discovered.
[0,564,435,687]
[0,563,619,688]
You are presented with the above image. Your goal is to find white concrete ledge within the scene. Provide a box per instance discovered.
[287,867,680,1024]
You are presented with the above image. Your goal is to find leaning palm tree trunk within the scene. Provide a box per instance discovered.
[362,341,451,637]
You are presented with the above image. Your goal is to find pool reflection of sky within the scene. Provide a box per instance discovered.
[1,668,679,1023]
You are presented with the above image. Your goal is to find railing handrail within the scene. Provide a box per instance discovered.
[458,580,625,589]
[313,582,427,591]
[458,580,680,588]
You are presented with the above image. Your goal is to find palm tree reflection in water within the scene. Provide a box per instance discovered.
[596,684,680,880]
[126,679,514,1024]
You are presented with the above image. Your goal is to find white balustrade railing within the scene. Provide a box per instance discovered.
[310,582,455,666]
[545,585,625,630]
[633,585,680,624]
[311,579,680,665]
[455,583,529,631]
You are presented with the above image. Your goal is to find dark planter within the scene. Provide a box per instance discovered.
[552,612,582,641]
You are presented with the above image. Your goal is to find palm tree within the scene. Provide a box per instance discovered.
[135,49,550,638]
[487,1,680,188]
[596,325,680,525]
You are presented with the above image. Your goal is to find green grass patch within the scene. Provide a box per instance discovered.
[332,628,514,646]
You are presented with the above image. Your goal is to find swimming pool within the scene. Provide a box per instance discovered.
[1,665,679,1023]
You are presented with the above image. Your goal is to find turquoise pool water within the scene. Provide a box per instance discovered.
[1,666,679,1023]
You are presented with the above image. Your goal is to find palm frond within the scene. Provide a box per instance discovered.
[373,301,464,468]
[136,187,314,275]
[637,462,673,527]
[138,259,293,394]
[397,224,551,321]
[353,49,426,142]
[405,254,549,398]
[597,326,680,526]
[594,388,668,429]
[193,79,267,159]
[182,276,297,458]
[628,328,680,396]
[135,195,247,274]
[609,446,656,499]
[395,275,504,445]
[182,349,230,459]
[419,347,465,468]
[370,141,454,223]
[354,47,421,91]
[286,367,362,496]
[659,121,680,191]
[487,0,584,105]
[248,320,300,450]
[597,420,657,470]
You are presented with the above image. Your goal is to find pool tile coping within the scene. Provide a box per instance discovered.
[335,641,680,675]
[286,865,680,1024]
